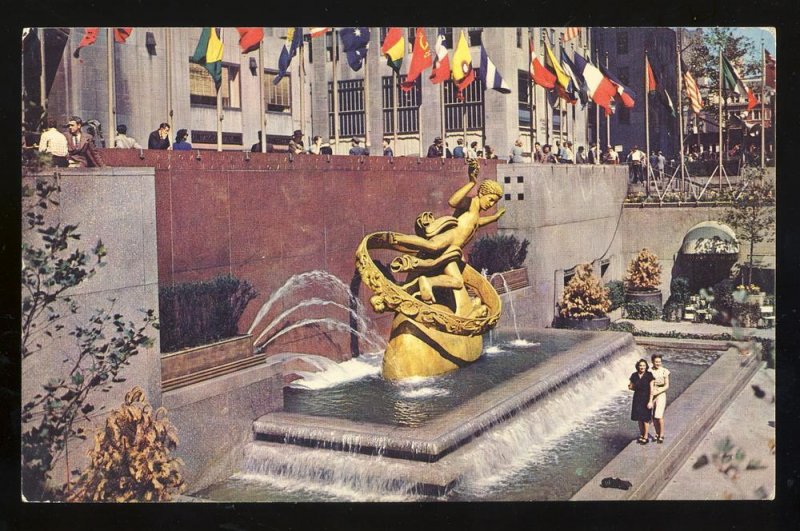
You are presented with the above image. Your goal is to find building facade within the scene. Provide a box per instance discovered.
[43,27,595,157]
[593,27,679,158]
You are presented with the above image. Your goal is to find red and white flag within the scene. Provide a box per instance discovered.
[308,27,332,38]
[563,28,580,43]
[529,37,556,89]
[682,63,703,115]
[573,52,617,115]
[429,31,450,84]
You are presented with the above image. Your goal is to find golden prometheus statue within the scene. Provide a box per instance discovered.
[355,159,505,380]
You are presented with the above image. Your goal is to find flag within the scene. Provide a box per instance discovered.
[529,37,556,89]
[236,27,263,53]
[682,61,703,115]
[308,27,332,39]
[660,86,676,117]
[646,55,658,92]
[339,27,370,72]
[544,41,575,102]
[274,27,302,84]
[429,30,450,84]
[73,27,99,58]
[380,27,405,74]
[451,31,475,100]
[560,47,588,106]
[599,63,636,108]
[478,45,510,94]
[401,28,432,92]
[114,27,132,44]
[722,55,757,111]
[191,27,224,89]
[765,50,776,90]
[563,28,580,43]
[573,53,617,115]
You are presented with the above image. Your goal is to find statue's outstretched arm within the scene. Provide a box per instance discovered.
[477,207,506,227]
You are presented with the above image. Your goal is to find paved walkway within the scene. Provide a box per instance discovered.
[657,365,775,500]
[619,318,775,340]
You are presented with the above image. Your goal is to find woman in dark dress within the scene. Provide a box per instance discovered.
[628,359,655,444]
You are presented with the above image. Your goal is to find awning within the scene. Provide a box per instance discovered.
[680,221,739,255]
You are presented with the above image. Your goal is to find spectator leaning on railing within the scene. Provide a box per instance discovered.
[38,116,69,167]
[114,124,142,149]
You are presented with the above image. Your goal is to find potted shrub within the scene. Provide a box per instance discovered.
[662,276,690,322]
[554,263,611,330]
[624,248,663,310]
[468,234,530,294]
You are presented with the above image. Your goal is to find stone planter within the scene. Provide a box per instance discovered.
[161,334,254,382]
[489,267,530,294]
[625,289,663,311]
[553,315,611,331]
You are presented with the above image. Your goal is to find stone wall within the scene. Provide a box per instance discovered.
[496,163,629,327]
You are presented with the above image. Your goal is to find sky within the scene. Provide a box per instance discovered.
[682,27,777,62]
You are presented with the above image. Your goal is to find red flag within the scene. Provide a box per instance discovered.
[114,27,132,43]
[73,27,99,58]
[429,32,450,84]
[646,56,658,92]
[529,37,556,89]
[236,27,264,53]
[401,28,432,92]
[765,50,776,90]
[307,27,331,38]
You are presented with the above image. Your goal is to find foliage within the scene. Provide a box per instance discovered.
[683,28,760,115]
[21,171,159,501]
[158,275,258,353]
[709,278,736,325]
[670,276,692,303]
[662,299,684,322]
[625,249,662,291]
[468,234,529,276]
[66,387,184,502]
[559,264,610,319]
[607,320,637,334]
[623,301,661,321]
[723,169,776,285]
[605,280,625,312]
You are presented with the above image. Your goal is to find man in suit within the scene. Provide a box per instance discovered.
[65,116,104,167]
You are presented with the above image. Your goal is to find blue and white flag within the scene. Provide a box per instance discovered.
[274,27,303,85]
[478,45,510,94]
[339,27,371,72]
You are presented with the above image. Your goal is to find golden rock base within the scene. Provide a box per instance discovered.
[382,314,483,380]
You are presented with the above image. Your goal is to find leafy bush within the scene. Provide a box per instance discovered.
[670,276,691,303]
[67,387,184,502]
[607,320,637,333]
[559,264,611,319]
[623,301,661,320]
[625,249,662,291]
[662,276,691,321]
[605,280,625,311]
[468,234,529,275]
[159,275,258,353]
[710,279,736,325]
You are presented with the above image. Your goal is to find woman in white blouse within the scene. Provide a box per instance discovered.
[650,353,671,443]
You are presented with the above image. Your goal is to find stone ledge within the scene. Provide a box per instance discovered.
[163,362,283,410]
[571,339,760,501]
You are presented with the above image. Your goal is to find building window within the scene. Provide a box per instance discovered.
[516,27,523,48]
[444,71,484,131]
[552,109,561,134]
[616,31,629,55]
[382,75,422,134]
[468,27,483,47]
[438,27,453,48]
[550,29,556,47]
[189,62,241,109]
[264,70,291,113]
[326,31,336,62]
[328,79,365,137]
[618,107,630,125]
[517,70,531,127]
[190,130,243,146]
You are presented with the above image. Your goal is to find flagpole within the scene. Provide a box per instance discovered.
[594,48,600,160]
[529,32,536,153]
[106,28,116,148]
[718,47,723,190]
[258,32,266,153]
[333,30,340,154]
[39,28,46,112]
[760,41,765,169]
[440,82,445,159]
[605,52,610,149]
[166,28,174,135]
[393,70,399,153]
[300,37,306,150]
[216,29,223,152]
[364,42,371,152]
[677,29,686,195]
[645,52,651,195]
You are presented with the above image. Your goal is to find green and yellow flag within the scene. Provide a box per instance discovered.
[380,27,405,74]
[191,27,224,89]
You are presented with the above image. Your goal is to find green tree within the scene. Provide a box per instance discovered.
[723,168,775,286]
[21,172,158,501]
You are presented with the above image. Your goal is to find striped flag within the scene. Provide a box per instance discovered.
[478,45,510,94]
[573,53,617,115]
[646,55,658,92]
[563,28,580,43]
[429,30,450,84]
[380,27,405,74]
[722,55,757,111]
[529,37,556,89]
[682,61,703,115]
[308,27,332,38]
